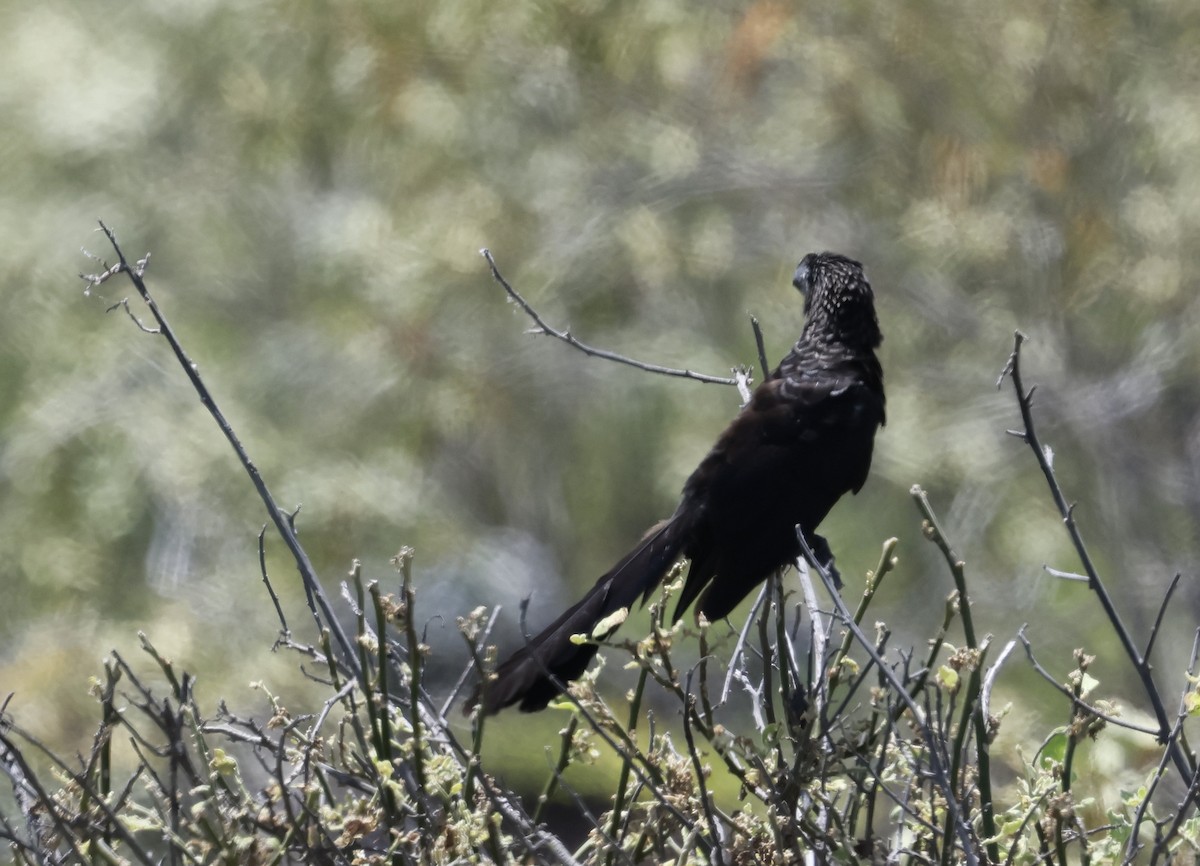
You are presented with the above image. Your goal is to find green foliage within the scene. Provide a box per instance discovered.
[3,523,1196,863]
[9,275,1194,861]
[4,3,1200,755]
[3,0,1200,860]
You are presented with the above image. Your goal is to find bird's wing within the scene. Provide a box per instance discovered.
[669,364,882,619]
[679,360,884,510]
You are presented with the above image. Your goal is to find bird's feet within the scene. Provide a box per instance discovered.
[805,532,843,590]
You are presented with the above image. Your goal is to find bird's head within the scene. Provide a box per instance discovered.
[792,252,882,349]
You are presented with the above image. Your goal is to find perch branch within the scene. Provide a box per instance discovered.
[481,248,742,387]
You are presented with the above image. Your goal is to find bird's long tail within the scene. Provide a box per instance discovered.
[467,520,684,714]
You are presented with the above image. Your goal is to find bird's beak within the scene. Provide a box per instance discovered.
[792,260,810,295]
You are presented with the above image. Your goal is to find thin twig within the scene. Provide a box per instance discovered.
[84,222,362,680]
[732,367,753,405]
[681,679,727,866]
[495,604,694,837]
[1143,573,1182,663]
[533,716,578,826]
[481,248,738,386]
[980,638,1017,721]
[750,315,770,380]
[442,606,501,719]
[106,297,160,333]
[1126,714,1185,863]
[719,582,770,709]
[258,524,290,639]
[911,485,999,861]
[796,529,980,865]
[999,331,1193,779]
[1,727,159,866]
[1016,628,1159,737]
[795,561,830,739]
[606,662,650,866]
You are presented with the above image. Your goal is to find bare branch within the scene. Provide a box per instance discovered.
[481,248,741,387]
[1015,628,1159,737]
[1143,572,1182,663]
[106,297,160,333]
[86,221,361,681]
[980,637,1017,721]
[1043,565,1089,582]
[796,528,980,865]
[999,331,1194,778]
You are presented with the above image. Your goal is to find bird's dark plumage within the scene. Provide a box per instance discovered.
[469,252,885,714]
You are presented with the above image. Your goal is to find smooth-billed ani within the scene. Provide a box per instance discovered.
[468,252,885,714]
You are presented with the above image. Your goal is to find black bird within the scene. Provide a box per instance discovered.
[469,252,885,714]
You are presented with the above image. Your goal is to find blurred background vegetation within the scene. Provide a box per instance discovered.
[2,0,1198,803]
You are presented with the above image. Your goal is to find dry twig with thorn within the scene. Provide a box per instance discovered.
[480,248,756,401]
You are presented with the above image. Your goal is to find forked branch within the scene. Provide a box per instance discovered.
[998,330,1195,781]
[81,222,361,680]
